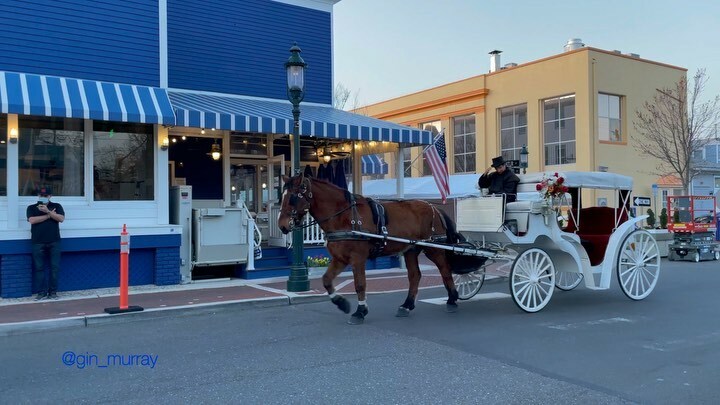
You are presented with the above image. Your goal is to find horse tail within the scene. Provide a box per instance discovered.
[439,209,465,244]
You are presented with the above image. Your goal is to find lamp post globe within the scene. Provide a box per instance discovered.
[285,43,310,292]
[520,145,529,174]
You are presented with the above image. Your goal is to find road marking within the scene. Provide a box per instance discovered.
[546,317,634,330]
[641,331,720,352]
[420,292,510,305]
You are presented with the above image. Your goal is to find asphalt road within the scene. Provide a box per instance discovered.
[1,258,718,404]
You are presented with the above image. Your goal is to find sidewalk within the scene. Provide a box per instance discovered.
[0,264,507,336]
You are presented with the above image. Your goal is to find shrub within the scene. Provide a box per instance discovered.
[646,208,656,228]
[659,208,668,229]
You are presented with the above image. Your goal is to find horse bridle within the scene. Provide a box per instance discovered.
[283,175,358,231]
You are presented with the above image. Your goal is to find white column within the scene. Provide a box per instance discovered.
[396,146,405,198]
[7,114,19,229]
[223,133,231,207]
[156,125,169,224]
[158,0,168,88]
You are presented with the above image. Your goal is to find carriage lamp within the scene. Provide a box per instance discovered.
[210,142,221,160]
[520,145,529,174]
[285,42,310,292]
[9,128,18,144]
[161,137,170,150]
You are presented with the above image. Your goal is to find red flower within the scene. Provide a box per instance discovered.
[554,172,559,177]
[561,186,569,193]
[556,177,564,185]
[536,183,543,191]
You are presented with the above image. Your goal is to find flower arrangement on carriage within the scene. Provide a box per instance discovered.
[536,172,569,209]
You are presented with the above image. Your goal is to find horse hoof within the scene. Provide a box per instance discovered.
[331,295,351,314]
[446,303,459,313]
[347,315,365,325]
[395,307,411,317]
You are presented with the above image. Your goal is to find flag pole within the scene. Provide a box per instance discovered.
[404,129,445,175]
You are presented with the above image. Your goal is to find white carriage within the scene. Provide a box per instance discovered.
[452,171,661,313]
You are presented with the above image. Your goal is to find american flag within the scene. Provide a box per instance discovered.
[423,131,450,203]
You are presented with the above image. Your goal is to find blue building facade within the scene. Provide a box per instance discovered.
[0,0,430,298]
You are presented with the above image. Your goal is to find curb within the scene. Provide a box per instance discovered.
[0,296,290,337]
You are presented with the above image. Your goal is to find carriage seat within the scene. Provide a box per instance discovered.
[505,199,544,234]
[568,207,628,266]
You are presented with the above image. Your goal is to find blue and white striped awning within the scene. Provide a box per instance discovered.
[0,71,175,125]
[169,91,433,145]
[362,154,388,175]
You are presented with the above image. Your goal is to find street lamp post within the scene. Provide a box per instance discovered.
[285,43,310,292]
[520,145,529,174]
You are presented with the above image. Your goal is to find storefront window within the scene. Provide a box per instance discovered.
[453,115,476,173]
[499,104,528,163]
[18,117,84,196]
[94,121,154,200]
[419,121,442,176]
[1,114,7,196]
[543,95,576,165]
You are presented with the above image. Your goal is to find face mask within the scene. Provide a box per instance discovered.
[39,197,50,204]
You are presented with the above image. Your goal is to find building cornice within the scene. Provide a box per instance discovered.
[371,89,488,120]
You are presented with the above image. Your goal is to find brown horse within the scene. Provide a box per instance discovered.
[277,173,463,324]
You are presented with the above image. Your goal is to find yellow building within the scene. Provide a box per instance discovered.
[361,40,686,206]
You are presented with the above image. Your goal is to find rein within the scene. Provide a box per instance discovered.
[291,202,357,230]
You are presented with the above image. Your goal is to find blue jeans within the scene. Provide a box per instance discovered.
[32,241,61,294]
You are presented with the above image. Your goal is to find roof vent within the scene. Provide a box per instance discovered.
[628,53,640,58]
[564,38,585,52]
[504,63,518,68]
[612,50,622,54]
[489,50,502,72]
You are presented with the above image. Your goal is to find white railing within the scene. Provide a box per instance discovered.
[302,214,325,244]
[268,205,325,246]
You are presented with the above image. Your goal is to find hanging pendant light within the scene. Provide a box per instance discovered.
[210,140,221,161]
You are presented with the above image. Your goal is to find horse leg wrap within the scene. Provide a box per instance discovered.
[401,296,415,311]
[348,304,369,325]
[331,295,351,314]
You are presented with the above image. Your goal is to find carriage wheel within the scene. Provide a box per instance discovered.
[453,269,485,300]
[617,230,660,300]
[555,272,583,291]
[510,248,555,313]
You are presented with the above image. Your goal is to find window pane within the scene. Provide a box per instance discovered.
[466,156,475,173]
[501,129,514,149]
[561,118,576,142]
[454,135,464,154]
[560,96,575,119]
[598,94,609,118]
[454,155,464,173]
[502,150,514,161]
[516,126,527,148]
[599,117,610,141]
[515,105,527,126]
[608,95,620,119]
[454,119,463,135]
[545,144,559,165]
[421,121,441,135]
[0,114,6,196]
[609,118,621,142]
[466,117,475,133]
[544,122,559,144]
[561,141,576,164]
[93,121,154,200]
[544,100,559,121]
[500,108,513,129]
[466,133,475,151]
[18,117,84,196]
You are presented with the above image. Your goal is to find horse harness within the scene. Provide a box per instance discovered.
[286,177,444,258]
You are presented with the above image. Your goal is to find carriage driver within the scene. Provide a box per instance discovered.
[478,156,520,203]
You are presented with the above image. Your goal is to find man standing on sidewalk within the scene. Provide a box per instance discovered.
[27,186,65,300]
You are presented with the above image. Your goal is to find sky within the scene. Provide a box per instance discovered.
[333,0,720,110]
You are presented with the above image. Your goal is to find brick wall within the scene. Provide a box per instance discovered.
[1,255,32,298]
[154,247,181,285]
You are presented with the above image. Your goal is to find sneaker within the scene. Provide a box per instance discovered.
[48,292,59,300]
[34,292,48,301]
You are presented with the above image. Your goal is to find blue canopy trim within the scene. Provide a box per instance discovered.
[0,71,175,125]
[169,90,433,145]
[362,154,388,175]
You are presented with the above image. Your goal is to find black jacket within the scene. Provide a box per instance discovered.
[478,170,520,202]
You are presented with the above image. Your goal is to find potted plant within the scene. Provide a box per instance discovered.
[646,208,656,229]
[307,255,331,276]
[659,208,668,229]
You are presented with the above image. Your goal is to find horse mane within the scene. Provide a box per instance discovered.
[305,176,364,202]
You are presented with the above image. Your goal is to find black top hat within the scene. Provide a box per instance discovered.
[491,156,507,168]
[37,186,53,196]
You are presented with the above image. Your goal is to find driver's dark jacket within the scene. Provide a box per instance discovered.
[478,170,520,202]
